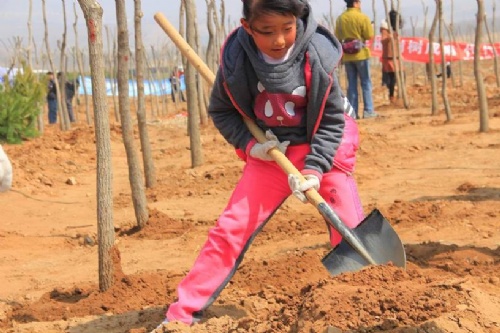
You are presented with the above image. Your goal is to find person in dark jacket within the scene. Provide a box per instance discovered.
[152,0,364,330]
[46,72,58,124]
[57,72,76,122]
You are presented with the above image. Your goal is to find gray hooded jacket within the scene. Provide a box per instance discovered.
[208,5,347,179]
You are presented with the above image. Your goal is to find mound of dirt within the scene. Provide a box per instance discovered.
[1,65,499,333]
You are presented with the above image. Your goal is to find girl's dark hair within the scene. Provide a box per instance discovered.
[389,9,403,30]
[242,0,308,23]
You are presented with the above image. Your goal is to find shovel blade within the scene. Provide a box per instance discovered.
[321,209,406,276]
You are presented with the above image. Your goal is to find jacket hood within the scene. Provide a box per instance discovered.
[219,2,343,105]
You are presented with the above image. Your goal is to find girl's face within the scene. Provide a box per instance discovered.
[241,13,297,60]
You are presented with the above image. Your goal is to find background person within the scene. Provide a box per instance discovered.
[0,145,13,192]
[169,70,186,103]
[335,0,377,119]
[436,61,452,79]
[380,10,403,104]
[57,72,76,123]
[46,72,58,124]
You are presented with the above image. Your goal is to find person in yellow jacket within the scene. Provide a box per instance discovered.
[335,0,377,119]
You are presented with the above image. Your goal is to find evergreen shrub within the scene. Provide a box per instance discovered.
[0,64,45,143]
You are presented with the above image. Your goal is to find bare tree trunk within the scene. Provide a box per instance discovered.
[143,50,159,118]
[12,37,23,68]
[183,0,204,167]
[421,0,430,84]
[177,1,188,117]
[145,48,161,117]
[438,0,452,121]
[41,53,47,71]
[73,2,91,125]
[382,0,399,94]
[492,3,499,87]
[445,0,456,88]
[329,0,335,31]
[475,0,489,132]
[448,3,464,88]
[162,48,174,115]
[81,50,93,117]
[115,0,149,228]
[42,0,62,128]
[77,0,115,292]
[394,0,409,108]
[112,40,120,120]
[33,37,40,66]
[70,47,80,123]
[410,16,417,85]
[58,0,71,130]
[443,22,455,88]
[2,39,15,68]
[179,1,187,81]
[370,0,378,72]
[219,0,226,49]
[382,0,409,108]
[446,0,462,88]
[320,0,335,31]
[192,3,208,125]
[134,0,156,188]
[128,49,138,114]
[484,9,500,87]
[151,46,172,113]
[205,0,217,73]
[105,26,119,123]
[28,0,44,133]
[27,0,33,68]
[428,1,439,115]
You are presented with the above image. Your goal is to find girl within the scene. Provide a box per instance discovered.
[153,0,365,329]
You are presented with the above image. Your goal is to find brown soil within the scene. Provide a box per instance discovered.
[0,67,499,333]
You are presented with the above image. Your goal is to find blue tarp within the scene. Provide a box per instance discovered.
[0,67,22,85]
[77,75,185,96]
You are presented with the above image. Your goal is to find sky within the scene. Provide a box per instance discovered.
[0,0,491,68]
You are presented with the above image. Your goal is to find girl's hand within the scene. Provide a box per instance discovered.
[249,130,289,161]
[287,174,320,203]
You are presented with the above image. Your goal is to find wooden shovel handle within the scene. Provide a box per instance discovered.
[154,12,326,207]
[154,13,216,84]
[243,120,326,206]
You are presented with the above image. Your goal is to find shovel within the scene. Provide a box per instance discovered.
[154,12,406,275]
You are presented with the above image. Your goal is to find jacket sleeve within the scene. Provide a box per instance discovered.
[208,68,255,154]
[303,74,345,181]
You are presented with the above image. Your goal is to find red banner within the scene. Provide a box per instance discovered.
[367,36,500,63]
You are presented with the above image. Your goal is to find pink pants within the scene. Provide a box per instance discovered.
[166,117,364,324]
